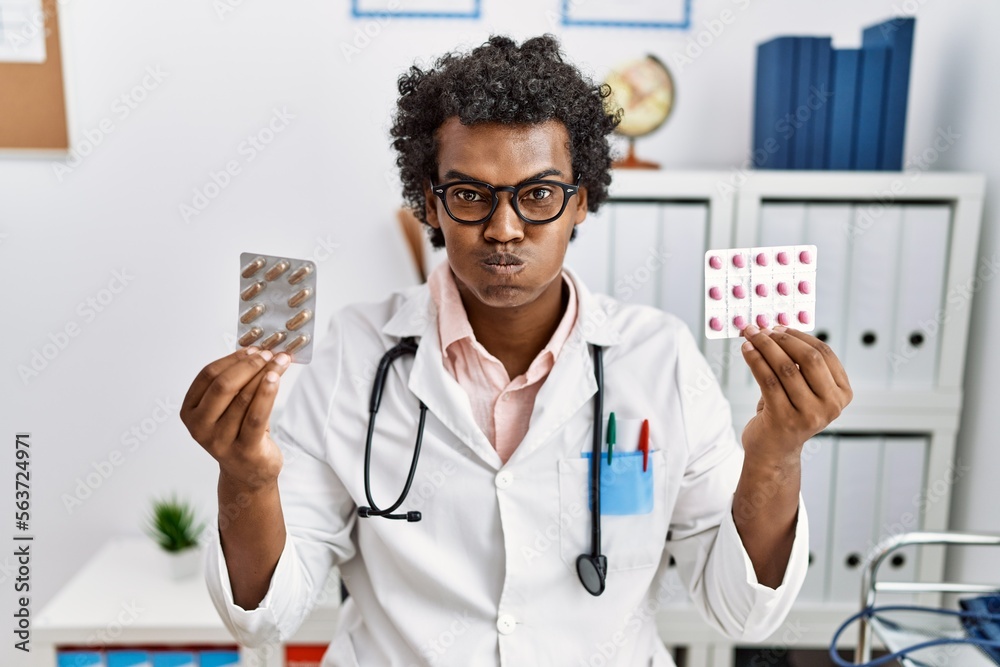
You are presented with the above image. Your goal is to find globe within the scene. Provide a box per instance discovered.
[603,55,675,169]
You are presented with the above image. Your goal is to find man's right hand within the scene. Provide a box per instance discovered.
[181,347,293,491]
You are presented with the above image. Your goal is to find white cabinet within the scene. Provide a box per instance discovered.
[596,169,984,666]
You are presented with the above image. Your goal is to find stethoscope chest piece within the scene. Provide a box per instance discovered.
[576,553,607,596]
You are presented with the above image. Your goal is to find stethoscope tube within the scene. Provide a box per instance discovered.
[575,344,607,596]
[590,344,603,555]
[358,337,426,522]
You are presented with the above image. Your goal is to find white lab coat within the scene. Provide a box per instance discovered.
[204,266,808,666]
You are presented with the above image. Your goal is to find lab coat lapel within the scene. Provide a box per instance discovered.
[507,267,624,464]
[508,332,596,463]
[381,286,502,470]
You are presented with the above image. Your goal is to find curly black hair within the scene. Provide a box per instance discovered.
[390,34,622,248]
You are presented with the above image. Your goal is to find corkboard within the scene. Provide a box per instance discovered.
[0,0,68,151]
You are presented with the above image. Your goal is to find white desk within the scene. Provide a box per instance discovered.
[35,537,340,667]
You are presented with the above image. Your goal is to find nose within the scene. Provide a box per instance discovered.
[483,190,524,244]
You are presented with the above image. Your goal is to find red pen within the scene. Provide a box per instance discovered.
[639,419,650,472]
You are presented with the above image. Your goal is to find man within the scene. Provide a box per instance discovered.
[182,34,852,666]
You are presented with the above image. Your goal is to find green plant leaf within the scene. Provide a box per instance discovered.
[144,494,205,553]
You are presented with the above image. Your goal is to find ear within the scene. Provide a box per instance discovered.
[572,186,589,227]
[424,180,441,230]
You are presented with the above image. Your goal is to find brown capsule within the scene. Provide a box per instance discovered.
[286,309,314,331]
[288,287,313,308]
[259,331,286,350]
[287,263,314,285]
[284,334,311,355]
[264,260,290,281]
[238,326,264,347]
[239,303,266,324]
[240,281,266,301]
[241,256,266,278]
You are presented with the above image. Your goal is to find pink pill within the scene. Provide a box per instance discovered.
[777,251,789,265]
[733,315,747,330]
[798,280,812,294]
[756,314,770,328]
[755,252,768,266]
[732,254,746,268]
[798,310,811,324]
[708,286,723,300]
[777,282,790,296]
[708,255,722,270]
[799,249,813,264]
[732,285,747,299]
[755,283,769,297]
[777,312,790,326]
[709,317,723,332]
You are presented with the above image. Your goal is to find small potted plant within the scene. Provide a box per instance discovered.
[145,494,205,581]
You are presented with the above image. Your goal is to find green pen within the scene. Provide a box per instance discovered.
[607,411,616,465]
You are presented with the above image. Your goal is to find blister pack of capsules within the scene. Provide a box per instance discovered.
[237,252,317,363]
[704,245,817,339]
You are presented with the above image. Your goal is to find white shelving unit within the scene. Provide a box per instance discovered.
[37,170,986,667]
[591,169,986,667]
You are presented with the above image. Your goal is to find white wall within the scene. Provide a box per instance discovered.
[1,0,996,657]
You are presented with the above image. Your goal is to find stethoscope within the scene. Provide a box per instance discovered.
[358,336,610,596]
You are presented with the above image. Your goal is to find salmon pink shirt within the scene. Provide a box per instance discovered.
[426,261,578,464]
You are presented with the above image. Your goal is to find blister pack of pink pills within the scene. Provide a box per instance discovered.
[704,245,817,339]
[237,252,317,363]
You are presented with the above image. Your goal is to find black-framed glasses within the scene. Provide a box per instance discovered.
[430,175,582,225]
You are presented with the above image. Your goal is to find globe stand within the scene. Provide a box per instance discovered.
[613,137,659,170]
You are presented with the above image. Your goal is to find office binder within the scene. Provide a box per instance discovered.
[854,46,890,170]
[798,434,834,603]
[610,202,660,306]
[828,48,862,170]
[287,645,329,667]
[199,650,240,667]
[809,38,834,169]
[890,204,951,389]
[151,652,196,667]
[843,203,902,388]
[862,17,916,170]
[829,435,882,604]
[58,652,103,667]
[876,436,928,603]
[658,203,709,338]
[758,202,807,246]
[792,37,817,169]
[803,203,853,360]
[565,202,614,294]
[108,651,151,667]
[754,37,798,169]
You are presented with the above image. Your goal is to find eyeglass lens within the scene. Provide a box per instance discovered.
[444,182,568,223]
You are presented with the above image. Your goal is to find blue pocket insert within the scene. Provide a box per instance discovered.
[581,450,654,515]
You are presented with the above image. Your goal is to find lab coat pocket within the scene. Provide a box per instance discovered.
[582,451,653,514]
[558,449,669,573]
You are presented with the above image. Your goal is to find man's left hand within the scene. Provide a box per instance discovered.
[739,324,853,460]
